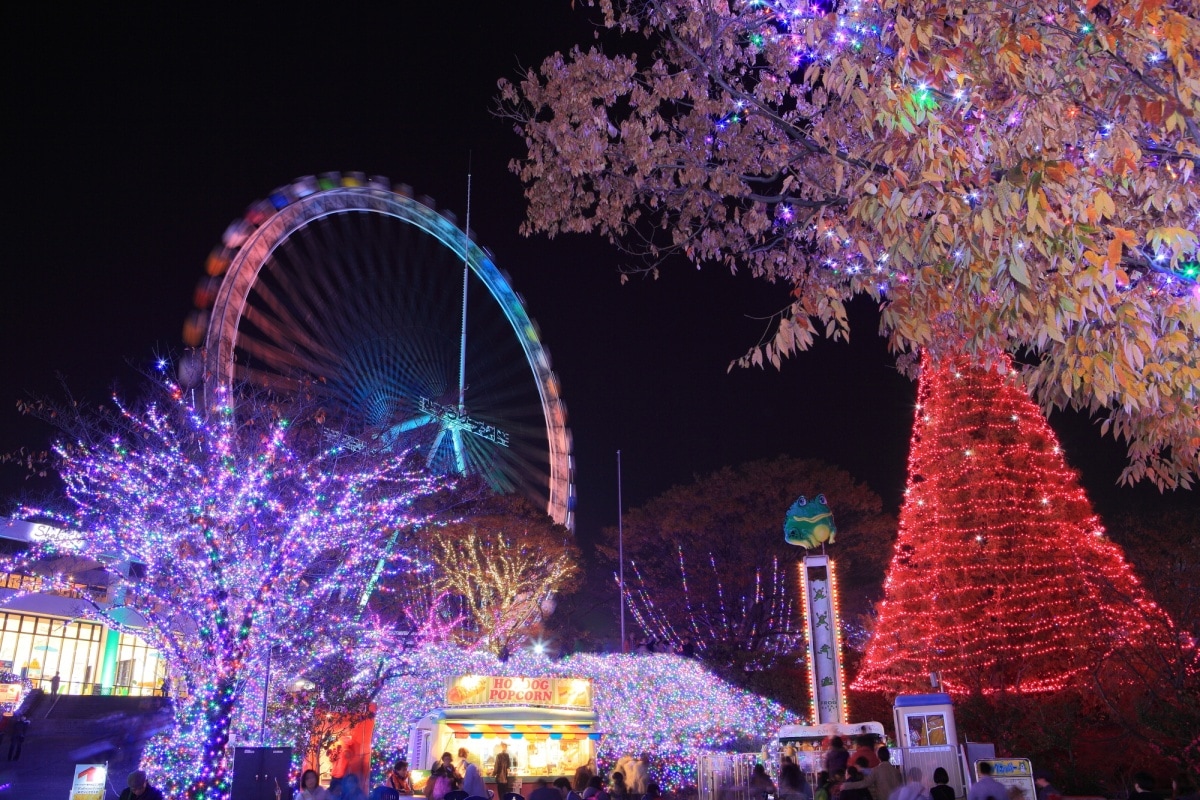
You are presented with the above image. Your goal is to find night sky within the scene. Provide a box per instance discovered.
[4,3,1195,546]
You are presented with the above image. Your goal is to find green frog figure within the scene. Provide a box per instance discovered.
[783,494,837,548]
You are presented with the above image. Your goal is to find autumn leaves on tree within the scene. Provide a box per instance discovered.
[499,0,1200,488]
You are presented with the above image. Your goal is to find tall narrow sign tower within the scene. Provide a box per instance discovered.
[785,494,848,724]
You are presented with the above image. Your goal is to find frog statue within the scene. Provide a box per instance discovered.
[783,494,837,548]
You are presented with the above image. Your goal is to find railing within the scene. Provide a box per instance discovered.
[30,677,168,697]
[698,753,763,800]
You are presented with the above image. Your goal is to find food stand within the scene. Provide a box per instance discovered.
[409,675,600,795]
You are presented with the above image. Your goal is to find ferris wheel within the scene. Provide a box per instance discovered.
[182,172,574,530]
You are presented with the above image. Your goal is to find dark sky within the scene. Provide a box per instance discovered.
[4,3,1195,543]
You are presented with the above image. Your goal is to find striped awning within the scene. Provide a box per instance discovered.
[444,722,601,741]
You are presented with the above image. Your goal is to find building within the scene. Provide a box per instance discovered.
[0,517,165,699]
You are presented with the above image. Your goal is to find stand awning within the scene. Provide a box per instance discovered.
[444,722,601,741]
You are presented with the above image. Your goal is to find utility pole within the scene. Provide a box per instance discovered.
[617,450,626,653]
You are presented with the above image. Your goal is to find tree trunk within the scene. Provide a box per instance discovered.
[185,677,239,800]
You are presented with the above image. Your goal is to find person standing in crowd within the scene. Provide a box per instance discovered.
[825,738,850,777]
[385,761,413,795]
[530,778,563,800]
[429,753,458,800]
[6,715,28,761]
[852,737,880,770]
[779,761,812,800]
[641,782,661,800]
[575,764,595,792]
[462,760,488,798]
[457,748,473,779]
[967,763,1007,800]
[119,770,165,800]
[750,764,777,797]
[609,771,630,800]
[839,767,871,800]
[892,768,931,800]
[815,772,835,800]
[493,742,513,798]
[555,777,576,800]
[340,773,369,800]
[629,755,650,795]
[586,776,611,800]
[299,770,332,800]
[930,768,954,800]
[613,756,633,787]
[1033,771,1059,800]
[839,747,901,800]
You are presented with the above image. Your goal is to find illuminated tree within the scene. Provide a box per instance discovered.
[7,375,448,800]
[427,498,579,657]
[266,641,397,776]
[498,0,1200,488]
[608,457,894,676]
[854,352,1182,696]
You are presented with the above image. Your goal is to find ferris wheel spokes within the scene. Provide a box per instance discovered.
[186,173,575,529]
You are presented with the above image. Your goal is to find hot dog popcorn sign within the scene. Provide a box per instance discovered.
[445,675,593,709]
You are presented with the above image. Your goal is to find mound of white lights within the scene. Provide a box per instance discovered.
[373,646,799,788]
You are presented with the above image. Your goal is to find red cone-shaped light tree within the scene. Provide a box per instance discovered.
[855,352,1174,695]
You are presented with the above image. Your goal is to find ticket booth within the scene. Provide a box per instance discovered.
[893,694,958,749]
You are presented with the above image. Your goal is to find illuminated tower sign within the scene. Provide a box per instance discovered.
[784,494,848,724]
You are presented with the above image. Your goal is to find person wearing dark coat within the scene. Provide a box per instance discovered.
[1034,771,1060,800]
[839,747,902,800]
[824,738,850,777]
[493,742,513,798]
[6,715,28,761]
[119,770,166,800]
[931,767,955,800]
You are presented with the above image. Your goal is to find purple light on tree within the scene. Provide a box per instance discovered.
[7,375,450,800]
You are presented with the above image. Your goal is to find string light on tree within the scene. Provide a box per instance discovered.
[854,352,1179,696]
[623,548,800,670]
[500,0,1200,490]
[370,646,798,789]
[7,371,450,800]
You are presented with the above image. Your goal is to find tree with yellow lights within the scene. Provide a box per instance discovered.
[427,498,579,658]
[854,352,1182,697]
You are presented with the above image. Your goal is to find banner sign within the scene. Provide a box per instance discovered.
[69,763,107,800]
[445,676,593,709]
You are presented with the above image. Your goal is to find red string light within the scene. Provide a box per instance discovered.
[854,351,1174,696]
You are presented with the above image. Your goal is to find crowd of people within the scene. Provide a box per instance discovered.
[110,731,1198,800]
[766,736,1200,800]
[281,746,662,800]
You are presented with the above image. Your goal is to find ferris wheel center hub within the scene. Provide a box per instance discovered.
[417,397,510,448]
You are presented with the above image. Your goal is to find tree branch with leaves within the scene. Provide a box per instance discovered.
[498,0,1200,488]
